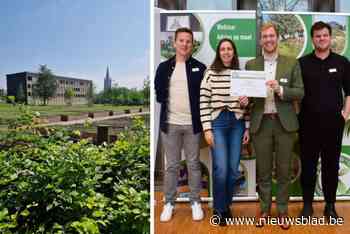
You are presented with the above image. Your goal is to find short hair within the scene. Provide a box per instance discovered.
[174,27,193,42]
[260,22,279,37]
[311,21,332,37]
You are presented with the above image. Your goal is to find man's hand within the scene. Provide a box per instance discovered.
[266,80,281,95]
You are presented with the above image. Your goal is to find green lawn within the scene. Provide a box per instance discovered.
[0,103,144,122]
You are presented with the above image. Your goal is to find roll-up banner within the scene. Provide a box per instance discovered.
[154,10,350,201]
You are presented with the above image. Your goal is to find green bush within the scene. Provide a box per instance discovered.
[0,110,150,233]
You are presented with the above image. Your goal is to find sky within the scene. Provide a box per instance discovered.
[0,0,149,92]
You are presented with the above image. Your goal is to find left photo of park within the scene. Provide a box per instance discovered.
[0,1,150,233]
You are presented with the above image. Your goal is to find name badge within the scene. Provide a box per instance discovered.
[329,68,337,73]
[192,67,199,72]
[279,78,288,83]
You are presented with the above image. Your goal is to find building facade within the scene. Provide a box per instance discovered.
[6,72,92,105]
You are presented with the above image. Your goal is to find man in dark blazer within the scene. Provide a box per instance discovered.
[155,27,206,222]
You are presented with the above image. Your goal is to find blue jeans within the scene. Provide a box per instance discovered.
[211,110,244,213]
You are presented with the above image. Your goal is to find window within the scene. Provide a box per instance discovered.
[156,0,262,10]
[157,0,186,9]
[27,76,32,81]
[187,0,234,10]
[336,0,350,12]
[28,92,31,96]
[312,0,334,11]
[27,84,31,89]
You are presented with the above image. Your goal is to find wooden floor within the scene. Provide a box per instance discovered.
[154,192,350,234]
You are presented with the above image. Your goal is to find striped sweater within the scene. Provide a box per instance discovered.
[200,68,250,131]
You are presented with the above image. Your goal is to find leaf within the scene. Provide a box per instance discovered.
[92,210,104,218]
[132,208,141,214]
[0,208,9,221]
[20,209,30,217]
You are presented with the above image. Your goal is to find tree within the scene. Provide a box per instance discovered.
[94,87,143,105]
[269,14,300,41]
[16,83,26,104]
[143,76,150,106]
[64,87,74,106]
[33,65,57,105]
[87,81,95,107]
[7,96,16,106]
[258,0,303,11]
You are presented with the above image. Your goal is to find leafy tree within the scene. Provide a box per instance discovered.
[7,96,16,106]
[95,86,145,106]
[143,76,150,106]
[32,65,57,105]
[87,81,95,107]
[259,0,303,11]
[64,87,74,106]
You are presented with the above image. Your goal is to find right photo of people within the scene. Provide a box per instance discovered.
[153,0,350,233]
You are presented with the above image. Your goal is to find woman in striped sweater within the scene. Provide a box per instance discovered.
[200,38,250,225]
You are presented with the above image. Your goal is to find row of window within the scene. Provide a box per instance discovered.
[156,0,350,12]
[59,80,88,86]
[26,76,89,87]
[27,92,86,98]
[27,84,86,93]
[56,93,87,97]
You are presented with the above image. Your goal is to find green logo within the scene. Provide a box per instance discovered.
[209,18,256,57]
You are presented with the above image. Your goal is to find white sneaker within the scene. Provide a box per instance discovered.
[160,203,174,222]
[191,202,204,221]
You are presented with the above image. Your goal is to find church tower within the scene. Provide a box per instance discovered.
[104,66,112,91]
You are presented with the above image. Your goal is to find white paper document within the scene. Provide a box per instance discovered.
[230,70,267,98]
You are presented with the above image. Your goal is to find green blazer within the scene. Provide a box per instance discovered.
[245,55,304,134]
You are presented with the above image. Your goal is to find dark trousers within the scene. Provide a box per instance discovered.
[252,115,295,214]
[298,111,345,203]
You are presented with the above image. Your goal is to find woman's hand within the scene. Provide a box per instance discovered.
[204,130,214,147]
[242,129,250,145]
[239,96,249,107]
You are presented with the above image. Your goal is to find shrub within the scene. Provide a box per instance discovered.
[0,109,150,233]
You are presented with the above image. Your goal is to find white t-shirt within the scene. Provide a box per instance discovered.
[167,62,192,125]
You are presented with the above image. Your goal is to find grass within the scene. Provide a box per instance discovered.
[0,103,144,122]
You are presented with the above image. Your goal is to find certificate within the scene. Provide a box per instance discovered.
[230,70,267,98]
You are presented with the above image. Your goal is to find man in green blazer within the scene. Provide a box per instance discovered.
[245,23,304,229]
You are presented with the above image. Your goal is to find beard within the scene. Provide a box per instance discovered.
[314,43,331,53]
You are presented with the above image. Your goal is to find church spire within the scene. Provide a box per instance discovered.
[104,65,112,91]
[106,66,110,79]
